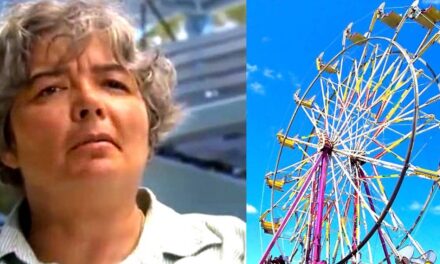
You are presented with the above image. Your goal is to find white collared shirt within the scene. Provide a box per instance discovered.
[0,188,245,264]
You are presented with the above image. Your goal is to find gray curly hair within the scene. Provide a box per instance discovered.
[0,0,181,187]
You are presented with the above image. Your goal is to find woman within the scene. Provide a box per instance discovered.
[0,1,245,263]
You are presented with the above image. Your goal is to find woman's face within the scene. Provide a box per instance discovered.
[2,33,150,190]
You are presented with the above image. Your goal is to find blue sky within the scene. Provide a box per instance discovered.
[247,1,440,263]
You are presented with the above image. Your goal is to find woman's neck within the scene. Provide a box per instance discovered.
[24,184,145,264]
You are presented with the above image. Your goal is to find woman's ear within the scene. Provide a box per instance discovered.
[1,150,19,169]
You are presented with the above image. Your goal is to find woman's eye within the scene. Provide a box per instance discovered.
[104,80,128,91]
[38,86,64,97]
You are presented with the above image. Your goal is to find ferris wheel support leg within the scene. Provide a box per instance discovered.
[259,154,324,264]
[311,152,329,263]
[359,168,392,264]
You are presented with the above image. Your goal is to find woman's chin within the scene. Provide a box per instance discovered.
[68,157,123,179]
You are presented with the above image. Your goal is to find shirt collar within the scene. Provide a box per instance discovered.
[134,188,222,258]
[0,198,42,263]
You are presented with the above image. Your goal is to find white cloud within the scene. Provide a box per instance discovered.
[431,205,440,215]
[247,63,258,73]
[250,82,265,95]
[423,0,440,4]
[247,204,258,214]
[409,201,422,211]
[263,68,275,79]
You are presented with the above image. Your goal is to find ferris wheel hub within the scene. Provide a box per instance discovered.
[349,150,367,166]
[318,131,333,153]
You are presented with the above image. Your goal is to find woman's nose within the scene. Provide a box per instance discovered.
[71,81,106,122]
[78,108,104,120]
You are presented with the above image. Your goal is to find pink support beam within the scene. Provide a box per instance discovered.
[305,177,319,263]
[259,154,323,264]
[311,152,329,263]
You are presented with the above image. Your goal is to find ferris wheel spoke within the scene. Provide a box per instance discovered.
[385,77,440,121]
[359,119,414,155]
[360,120,411,154]
[382,70,439,123]
[354,44,380,106]
[321,74,379,119]
[370,137,406,162]
[356,114,437,154]
[361,48,390,101]
[336,148,440,183]
[308,105,340,138]
[354,107,374,152]
[333,111,376,148]
[341,61,357,106]
[371,66,414,121]
[336,116,405,149]
[328,76,350,112]
[367,115,411,142]
[363,119,438,160]
[366,53,402,106]
[381,84,415,122]
[325,82,343,136]
[271,179,307,209]
[319,77,331,132]
[366,165,392,203]
[369,56,409,108]
[332,155,384,222]
[300,104,324,133]
[269,154,315,176]
[333,76,380,141]
[319,78,354,131]
[362,46,382,107]
[335,51,349,130]
[347,59,363,107]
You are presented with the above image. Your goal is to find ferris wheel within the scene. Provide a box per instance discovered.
[259,1,440,264]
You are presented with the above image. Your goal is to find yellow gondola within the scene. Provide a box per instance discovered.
[412,5,440,29]
[344,22,368,45]
[260,219,281,234]
[266,178,285,191]
[316,52,338,73]
[381,11,402,28]
[376,2,403,28]
[348,32,368,45]
[259,210,282,234]
[276,131,296,148]
[294,89,316,108]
